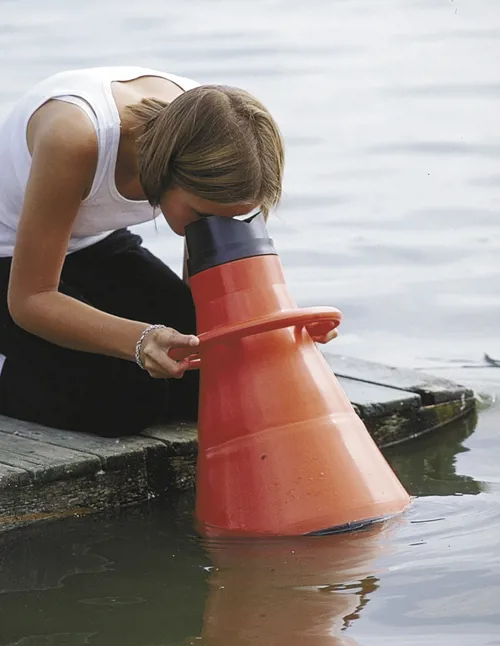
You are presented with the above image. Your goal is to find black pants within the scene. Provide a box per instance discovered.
[0,229,199,437]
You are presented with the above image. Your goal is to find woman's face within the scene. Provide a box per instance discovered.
[160,186,260,236]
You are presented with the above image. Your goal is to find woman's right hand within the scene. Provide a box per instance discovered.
[139,326,200,379]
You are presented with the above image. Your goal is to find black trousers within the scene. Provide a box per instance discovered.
[0,229,199,437]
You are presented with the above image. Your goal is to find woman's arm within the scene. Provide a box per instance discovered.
[8,102,197,377]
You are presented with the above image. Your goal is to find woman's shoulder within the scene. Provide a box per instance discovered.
[25,99,98,201]
[27,99,98,161]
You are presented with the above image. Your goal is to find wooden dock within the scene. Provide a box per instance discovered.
[0,353,475,532]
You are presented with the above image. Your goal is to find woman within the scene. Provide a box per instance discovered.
[0,66,334,436]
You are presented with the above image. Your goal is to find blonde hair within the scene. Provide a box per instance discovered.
[128,85,285,219]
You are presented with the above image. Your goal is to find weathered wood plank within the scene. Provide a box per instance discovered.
[336,375,475,445]
[0,430,99,483]
[337,376,422,446]
[338,376,421,415]
[142,423,198,492]
[0,462,31,488]
[0,415,199,532]
[0,416,161,470]
[142,423,198,454]
[0,467,150,532]
[324,353,474,405]
[0,415,199,501]
[418,397,476,438]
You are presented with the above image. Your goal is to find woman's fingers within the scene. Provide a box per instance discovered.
[140,327,199,378]
[317,328,339,343]
[167,332,200,362]
[149,356,192,379]
[167,330,200,350]
[305,321,339,344]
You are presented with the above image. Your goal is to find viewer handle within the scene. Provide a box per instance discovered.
[168,307,342,371]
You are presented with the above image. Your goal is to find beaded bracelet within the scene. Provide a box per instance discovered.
[135,324,167,370]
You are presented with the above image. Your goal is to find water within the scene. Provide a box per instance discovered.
[0,407,499,645]
[0,0,499,643]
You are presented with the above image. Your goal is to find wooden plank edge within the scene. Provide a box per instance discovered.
[373,396,476,448]
[324,353,475,406]
[0,429,198,534]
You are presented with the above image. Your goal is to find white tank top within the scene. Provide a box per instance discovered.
[0,66,199,257]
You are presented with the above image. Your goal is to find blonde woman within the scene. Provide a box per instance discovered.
[0,66,334,436]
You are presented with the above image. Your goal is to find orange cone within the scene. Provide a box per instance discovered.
[182,215,410,537]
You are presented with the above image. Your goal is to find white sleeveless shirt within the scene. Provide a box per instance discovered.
[0,66,199,257]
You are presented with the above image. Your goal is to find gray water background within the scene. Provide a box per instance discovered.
[0,0,499,644]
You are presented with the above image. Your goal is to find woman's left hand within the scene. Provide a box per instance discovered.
[305,321,339,344]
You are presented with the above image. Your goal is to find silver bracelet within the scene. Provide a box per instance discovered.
[135,324,167,370]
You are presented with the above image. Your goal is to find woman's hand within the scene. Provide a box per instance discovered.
[305,321,339,344]
[139,326,200,378]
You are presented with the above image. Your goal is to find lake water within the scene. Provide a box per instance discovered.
[0,0,499,643]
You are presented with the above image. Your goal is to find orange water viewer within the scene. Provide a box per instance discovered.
[180,214,410,536]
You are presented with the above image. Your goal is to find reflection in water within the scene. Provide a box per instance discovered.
[384,410,483,497]
[194,526,391,646]
[0,498,393,646]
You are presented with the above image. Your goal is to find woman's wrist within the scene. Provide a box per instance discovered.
[135,324,167,369]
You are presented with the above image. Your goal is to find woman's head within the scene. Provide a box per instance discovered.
[129,85,284,233]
